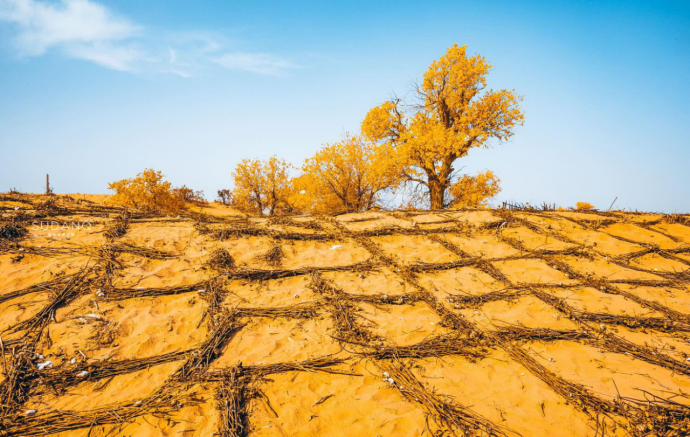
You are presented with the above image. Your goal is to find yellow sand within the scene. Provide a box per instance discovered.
[249,362,429,436]
[526,340,690,404]
[43,292,208,364]
[370,234,460,264]
[409,350,599,436]
[2,195,690,436]
[458,295,579,331]
[211,315,344,368]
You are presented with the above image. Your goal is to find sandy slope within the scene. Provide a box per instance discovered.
[1,194,690,436]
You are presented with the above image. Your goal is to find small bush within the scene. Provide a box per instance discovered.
[172,185,206,204]
[449,171,501,208]
[108,169,185,214]
[575,202,595,211]
[216,189,232,206]
[0,215,28,241]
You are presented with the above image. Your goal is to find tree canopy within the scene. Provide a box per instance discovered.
[291,134,399,214]
[362,44,523,209]
[231,157,294,215]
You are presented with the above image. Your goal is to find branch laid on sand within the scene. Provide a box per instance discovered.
[377,358,517,436]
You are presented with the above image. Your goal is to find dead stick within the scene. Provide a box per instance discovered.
[607,196,618,212]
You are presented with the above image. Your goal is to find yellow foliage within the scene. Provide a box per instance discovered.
[576,202,595,211]
[108,169,185,214]
[362,44,523,209]
[231,157,294,215]
[448,171,501,208]
[290,135,400,214]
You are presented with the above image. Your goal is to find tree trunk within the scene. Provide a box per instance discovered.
[429,182,445,210]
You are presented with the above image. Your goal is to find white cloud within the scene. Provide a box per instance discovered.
[0,0,138,50]
[0,0,142,70]
[212,52,298,76]
[0,0,301,77]
[163,68,191,79]
[64,41,143,71]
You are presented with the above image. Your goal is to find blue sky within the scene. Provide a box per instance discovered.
[0,0,688,212]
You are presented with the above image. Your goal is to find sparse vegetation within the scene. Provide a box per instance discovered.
[0,214,28,240]
[231,157,294,215]
[575,202,595,211]
[291,134,399,214]
[216,189,232,206]
[108,169,185,214]
[172,185,206,204]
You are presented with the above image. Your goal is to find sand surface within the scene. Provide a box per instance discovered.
[1,194,689,436]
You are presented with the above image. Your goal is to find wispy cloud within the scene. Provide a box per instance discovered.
[0,0,300,77]
[212,52,298,76]
[63,41,143,71]
[0,0,142,70]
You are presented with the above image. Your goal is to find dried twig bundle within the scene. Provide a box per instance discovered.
[103,212,130,240]
[0,214,28,241]
[255,244,284,268]
[206,248,236,272]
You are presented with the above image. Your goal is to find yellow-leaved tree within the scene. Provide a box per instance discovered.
[231,157,294,215]
[448,170,500,208]
[362,44,524,209]
[108,169,185,214]
[291,134,399,214]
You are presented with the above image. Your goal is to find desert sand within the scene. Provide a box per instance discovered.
[1,193,690,436]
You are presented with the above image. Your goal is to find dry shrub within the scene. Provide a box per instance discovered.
[36,197,68,215]
[255,244,284,267]
[575,201,595,211]
[0,214,28,240]
[108,169,185,214]
[448,170,501,208]
[206,248,236,272]
[172,185,206,204]
[216,189,232,206]
[663,213,689,225]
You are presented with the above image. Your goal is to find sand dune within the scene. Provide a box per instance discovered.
[1,193,690,436]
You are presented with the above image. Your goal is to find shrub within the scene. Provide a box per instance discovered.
[575,202,595,211]
[291,134,399,214]
[231,157,294,215]
[0,214,28,241]
[172,185,206,204]
[108,169,185,214]
[216,189,232,206]
[448,171,501,208]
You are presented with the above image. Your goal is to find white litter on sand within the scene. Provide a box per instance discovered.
[36,361,53,371]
